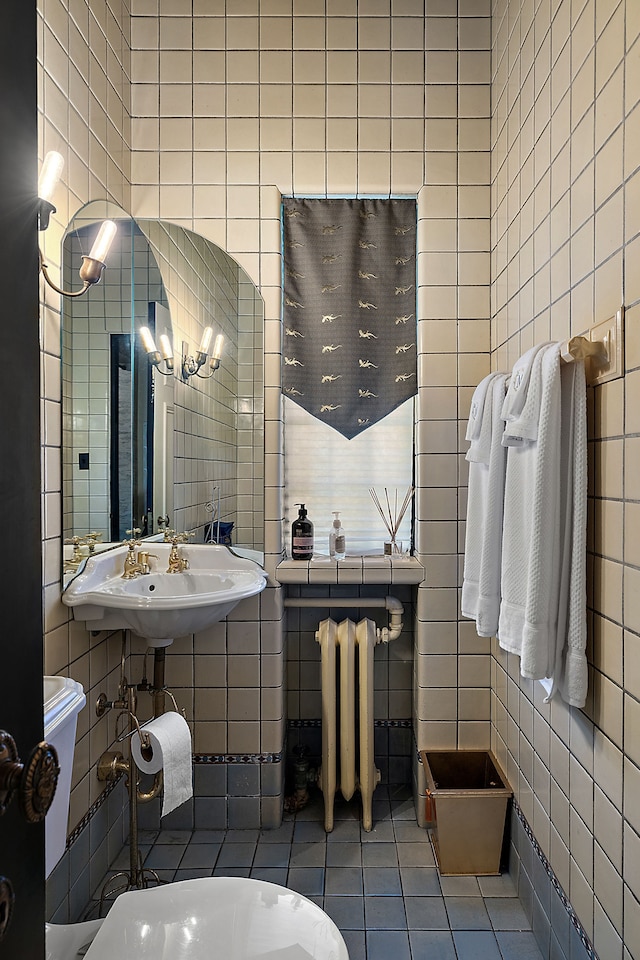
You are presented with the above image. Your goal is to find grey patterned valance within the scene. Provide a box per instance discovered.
[282,197,417,440]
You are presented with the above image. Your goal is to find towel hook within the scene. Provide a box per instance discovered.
[559,335,608,366]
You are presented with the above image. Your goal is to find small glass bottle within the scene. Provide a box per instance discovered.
[329,511,346,560]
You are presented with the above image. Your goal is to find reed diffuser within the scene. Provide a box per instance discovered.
[369,485,414,555]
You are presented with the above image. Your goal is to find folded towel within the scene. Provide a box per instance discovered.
[462,374,508,635]
[465,373,497,443]
[466,373,504,464]
[498,343,562,679]
[502,344,551,446]
[501,341,552,426]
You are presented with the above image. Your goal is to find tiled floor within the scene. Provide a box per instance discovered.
[89,786,543,960]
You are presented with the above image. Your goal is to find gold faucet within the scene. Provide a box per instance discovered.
[122,540,144,579]
[166,533,193,573]
[64,532,104,573]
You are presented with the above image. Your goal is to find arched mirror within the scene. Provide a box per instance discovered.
[61,202,264,579]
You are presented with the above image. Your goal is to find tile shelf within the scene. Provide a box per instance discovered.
[276,555,425,586]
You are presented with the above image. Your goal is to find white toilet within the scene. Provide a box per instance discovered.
[48,877,349,960]
[45,919,104,960]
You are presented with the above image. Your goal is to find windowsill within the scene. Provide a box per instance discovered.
[276,554,425,585]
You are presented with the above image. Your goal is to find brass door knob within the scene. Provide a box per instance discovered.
[0,731,59,822]
[0,877,15,942]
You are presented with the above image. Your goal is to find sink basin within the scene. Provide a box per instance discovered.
[62,543,267,645]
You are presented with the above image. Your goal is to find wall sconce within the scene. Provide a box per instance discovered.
[37,150,116,297]
[181,327,224,380]
[140,326,174,376]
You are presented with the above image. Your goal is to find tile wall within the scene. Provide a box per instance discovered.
[490,1,640,958]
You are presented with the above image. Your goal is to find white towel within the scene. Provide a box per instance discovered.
[502,344,549,446]
[552,359,588,707]
[498,343,562,679]
[501,341,552,427]
[498,343,589,707]
[465,373,496,443]
[461,374,508,636]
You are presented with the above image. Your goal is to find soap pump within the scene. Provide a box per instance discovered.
[291,503,314,560]
[329,511,346,560]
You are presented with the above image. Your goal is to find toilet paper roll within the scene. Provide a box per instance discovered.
[131,712,193,817]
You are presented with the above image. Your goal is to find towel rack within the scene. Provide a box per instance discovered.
[558,335,608,366]
[559,307,624,385]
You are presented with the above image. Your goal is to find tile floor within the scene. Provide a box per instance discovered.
[88,786,542,960]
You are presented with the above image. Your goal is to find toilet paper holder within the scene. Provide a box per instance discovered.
[96,637,189,907]
[115,688,184,757]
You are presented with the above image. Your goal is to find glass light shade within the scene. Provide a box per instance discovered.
[88,220,117,263]
[139,326,158,354]
[198,326,213,354]
[212,334,224,360]
[159,334,173,360]
[38,151,64,202]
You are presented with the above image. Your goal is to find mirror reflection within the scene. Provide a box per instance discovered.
[62,202,264,578]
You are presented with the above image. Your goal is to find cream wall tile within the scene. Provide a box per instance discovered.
[260,50,292,83]
[626,369,640,434]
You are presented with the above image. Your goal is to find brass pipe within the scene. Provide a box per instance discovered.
[137,770,163,804]
[152,647,166,718]
[97,751,129,783]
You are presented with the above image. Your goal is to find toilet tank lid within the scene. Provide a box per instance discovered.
[44,676,86,738]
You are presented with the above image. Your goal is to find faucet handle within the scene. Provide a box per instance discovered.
[126,527,142,539]
[176,530,196,543]
[84,531,103,553]
[64,536,85,568]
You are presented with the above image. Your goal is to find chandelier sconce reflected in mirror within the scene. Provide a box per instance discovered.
[139,326,174,376]
[181,327,225,380]
[38,151,116,298]
[139,324,224,381]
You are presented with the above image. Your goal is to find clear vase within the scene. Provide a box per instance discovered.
[383,538,403,556]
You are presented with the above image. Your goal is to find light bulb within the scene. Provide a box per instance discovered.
[139,326,158,354]
[212,334,224,360]
[198,326,213,355]
[88,220,117,263]
[159,334,173,360]
[38,151,64,202]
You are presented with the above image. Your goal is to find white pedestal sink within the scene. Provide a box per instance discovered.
[62,543,267,645]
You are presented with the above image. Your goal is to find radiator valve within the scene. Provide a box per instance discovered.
[284,744,317,813]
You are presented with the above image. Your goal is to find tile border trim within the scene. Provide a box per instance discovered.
[66,723,411,849]
[66,776,122,850]
[193,752,282,764]
[288,718,413,728]
[513,798,599,960]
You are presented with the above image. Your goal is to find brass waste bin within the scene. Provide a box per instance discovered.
[420,749,512,876]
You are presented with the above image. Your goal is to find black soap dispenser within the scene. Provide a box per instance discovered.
[291,503,314,560]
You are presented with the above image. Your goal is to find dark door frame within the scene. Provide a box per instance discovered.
[0,1,46,956]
